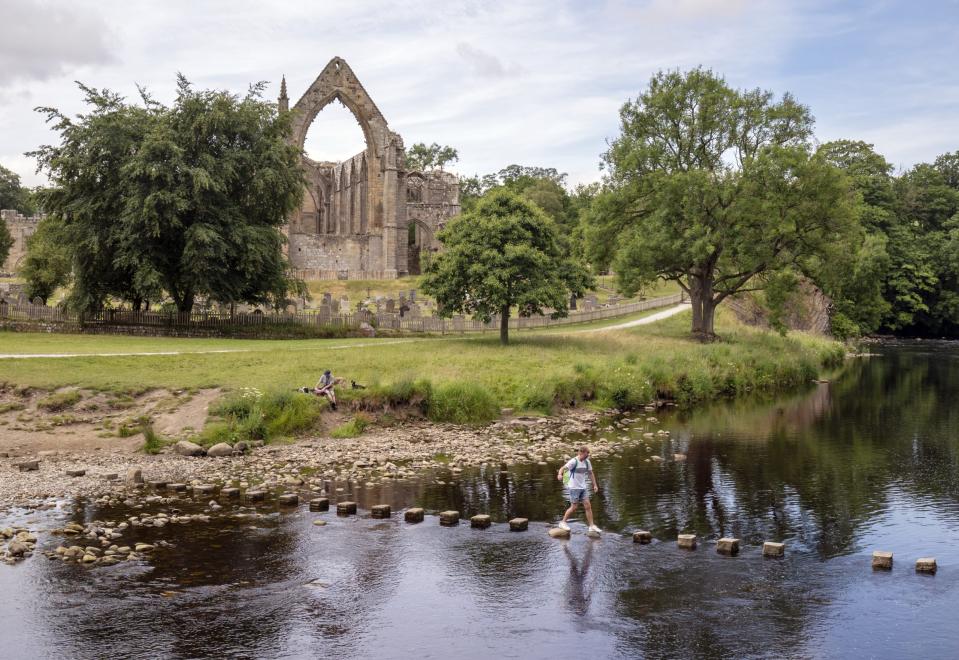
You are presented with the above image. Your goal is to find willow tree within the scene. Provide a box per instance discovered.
[589,68,858,339]
[31,77,304,312]
[422,189,591,345]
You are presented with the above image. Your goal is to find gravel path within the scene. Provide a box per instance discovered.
[571,303,691,333]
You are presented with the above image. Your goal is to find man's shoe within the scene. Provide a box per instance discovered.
[558,521,570,531]
[588,524,601,534]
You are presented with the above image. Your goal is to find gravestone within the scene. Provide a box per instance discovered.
[385,298,395,313]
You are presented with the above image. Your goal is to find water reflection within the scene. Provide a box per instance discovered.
[1,340,958,658]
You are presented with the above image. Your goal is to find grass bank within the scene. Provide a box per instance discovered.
[0,309,844,442]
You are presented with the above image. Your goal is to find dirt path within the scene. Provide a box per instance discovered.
[571,303,691,333]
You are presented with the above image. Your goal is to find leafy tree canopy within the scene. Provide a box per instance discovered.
[30,77,304,312]
[421,188,591,344]
[19,215,72,303]
[0,164,36,215]
[406,142,459,171]
[589,68,859,339]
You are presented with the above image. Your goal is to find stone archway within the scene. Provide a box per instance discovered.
[407,218,435,275]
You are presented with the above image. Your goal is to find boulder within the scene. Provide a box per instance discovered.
[548,527,571,539]
[359,322,376,338]
[233,441,250,454]
[7,541,29,557]
[206,443,234,458]
[174,440,205,457]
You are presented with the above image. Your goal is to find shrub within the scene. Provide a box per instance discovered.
[36,390,82,412]
[428,382,499,424]
[351,378,432,415]
[331,413,373,438]
[141,424,166,454]
[198,389,322,446]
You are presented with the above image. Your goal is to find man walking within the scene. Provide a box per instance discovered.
[557,446,601,533]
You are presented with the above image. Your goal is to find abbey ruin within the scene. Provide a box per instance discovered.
[282,57,460,279]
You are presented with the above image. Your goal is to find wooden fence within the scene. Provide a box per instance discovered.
[0,292,685,335]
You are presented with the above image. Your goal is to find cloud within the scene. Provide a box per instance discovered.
[455,43,523,79]
[0,0,115,87]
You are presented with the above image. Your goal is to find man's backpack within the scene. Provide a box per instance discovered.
[563,457,591,486]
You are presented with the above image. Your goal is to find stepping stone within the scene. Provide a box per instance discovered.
[872,550,893,570]
[220,488,240,498]
[148,481,167,489]
[66,469,86,478]
[193,484,216,495]
[278,493,299,506]
[632,530,652,544]
[312,520,327,527]
[337,501,357,516]
[470,514,491,529]
[508,518,528,532]
[763,541,785,557]
[916,557,937,574]
[404,507,424,523]
[245,490,266,502]
[439,510,460,526]
[548,527,570,539]
[167,483,187,492]
[371,504,391,519]
[677,534,697,549]
[309,498,330,512]
[103,473,118,481]
[16,460,39,472]
[717,537,740,555]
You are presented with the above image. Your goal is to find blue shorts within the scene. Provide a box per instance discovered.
[568,488,588,504]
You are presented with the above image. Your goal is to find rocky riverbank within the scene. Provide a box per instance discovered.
[0,408,675,513]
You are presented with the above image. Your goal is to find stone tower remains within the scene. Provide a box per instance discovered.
[283,57,460,279]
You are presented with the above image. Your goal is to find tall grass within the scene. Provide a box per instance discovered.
[195,388,323,446]
[427,382,500,424]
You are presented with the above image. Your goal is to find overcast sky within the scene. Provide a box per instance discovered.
[2,0,958,189]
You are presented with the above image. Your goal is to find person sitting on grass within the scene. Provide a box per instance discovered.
[314,369,337,410]
[556,445,601,534]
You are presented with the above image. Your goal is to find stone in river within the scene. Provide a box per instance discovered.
[633,530,652,544]
[677,534,697,549]
[404,508,424,523]
[915,557,937,573]
[548,527,570,539]
[278,493,299,506]
[309,498,330,512]
[439,511,460,526]
[371,504,391,519]
[763,541,785,557]
[337,501,357,516]
[509,518,528,531]
[717,538,740,555]
[872,550,893,570]
[470,514,491,529]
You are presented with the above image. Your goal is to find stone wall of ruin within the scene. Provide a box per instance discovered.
[1,209,40,275]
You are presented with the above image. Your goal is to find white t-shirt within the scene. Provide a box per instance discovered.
[565,457,592,490]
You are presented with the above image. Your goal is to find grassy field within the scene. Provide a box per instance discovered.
[0,309,843,416]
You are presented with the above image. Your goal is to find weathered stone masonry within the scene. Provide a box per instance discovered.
[283,57,460,280]
[1,209,40,275]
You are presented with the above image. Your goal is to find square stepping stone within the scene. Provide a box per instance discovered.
[470,514,491,529]
[405,508,424,523]
[508,518,528,532]
[632,530,652,544]
[677,534,697,549]
[716,538,740,555]
[337,501,357,516]
[439,510,460,526]
[371,504,391,519]
[763,541,785,557]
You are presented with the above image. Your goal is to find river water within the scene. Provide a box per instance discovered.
[1,340,958,659]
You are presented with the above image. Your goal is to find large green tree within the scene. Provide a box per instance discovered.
[589,69,858,339]
[422,189,591,344]
[31,77,304,312]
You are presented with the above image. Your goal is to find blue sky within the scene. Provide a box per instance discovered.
[1,0,957,188]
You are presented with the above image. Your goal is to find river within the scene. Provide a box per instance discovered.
[1,340,957,659]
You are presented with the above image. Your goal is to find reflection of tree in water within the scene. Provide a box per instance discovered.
[605,342,959,559]
[562,541,594,617]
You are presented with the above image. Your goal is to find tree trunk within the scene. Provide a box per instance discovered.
[689,273,718,342]
[500,304,510,345]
